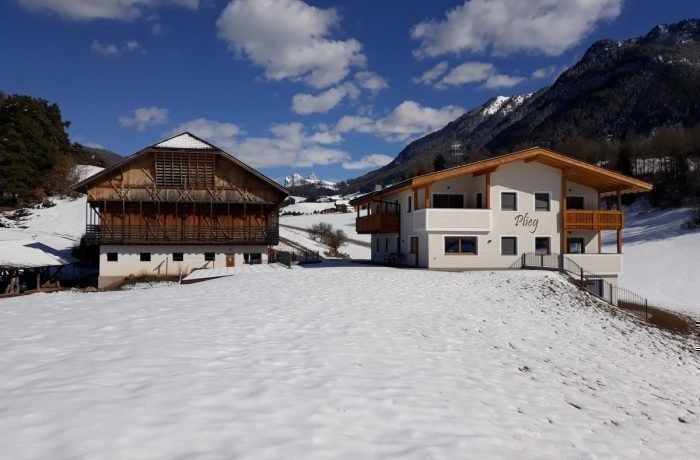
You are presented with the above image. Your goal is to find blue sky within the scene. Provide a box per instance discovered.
[1,1,697,183]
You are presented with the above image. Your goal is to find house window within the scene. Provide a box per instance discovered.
[244,253,262,264]
[475,192,483,209]
[535,237,551,255]
[535,193,550,211]
[444,236,477,255]
[433,194,464,209]
[566,196,585,210]
[567,237,585,254]
[407,196,412,213]
[501,237,517,256]
[106,253,118,262]
[140,253,151,262]
[204,252,215,261]
[410,237,418,254]
[172,253,183,262]
[501,192,517,211]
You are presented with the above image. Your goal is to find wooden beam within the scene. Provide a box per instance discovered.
[598,231,602,254]
[472,166,498,177]
[485,172,491,209]
[524,155,540,163]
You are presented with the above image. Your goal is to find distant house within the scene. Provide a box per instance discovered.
[72,133,289,289]
[0,241,71,294]
[350,147,652,287]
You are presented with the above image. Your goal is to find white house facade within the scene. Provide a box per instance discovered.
[350,147,652,286]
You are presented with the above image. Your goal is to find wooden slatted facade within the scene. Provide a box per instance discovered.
[73,132,288,247]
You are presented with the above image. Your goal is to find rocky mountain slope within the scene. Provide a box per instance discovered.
[348,19,700,192]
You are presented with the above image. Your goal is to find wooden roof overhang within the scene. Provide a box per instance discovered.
[71,132,290,199]
[350,147,652,206]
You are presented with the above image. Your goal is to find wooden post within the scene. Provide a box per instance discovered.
[485,172,491,209]
[616,190,622,254]
[598,231,602,254]
[561,173,567,256]
[35,270,41,292]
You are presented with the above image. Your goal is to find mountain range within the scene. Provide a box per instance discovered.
[347,19,700,192]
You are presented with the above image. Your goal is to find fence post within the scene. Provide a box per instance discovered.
[522,253,526,267]
[540,254,544,268]
[645,298,648,320]
[580,268,584,288]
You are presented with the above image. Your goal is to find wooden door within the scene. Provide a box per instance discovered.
[226,254,235,267]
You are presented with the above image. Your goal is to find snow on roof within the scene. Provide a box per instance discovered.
[73,164,105,183]
[154,133,214,150]
[0,241,72,269]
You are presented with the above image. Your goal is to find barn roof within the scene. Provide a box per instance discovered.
[71,132,289,196]
[0,241,72,269]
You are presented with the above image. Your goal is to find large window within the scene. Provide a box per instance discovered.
[535,237,551,255]
[444,236,477,255]
[433,194,464,209]
[567,237,585,254]
[566,196,585,210]
[501,192,517,211]
[501,237,518,256]
[155,151,215,187]
[534,192,550,211]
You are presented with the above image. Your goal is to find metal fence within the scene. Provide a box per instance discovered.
[270,249,321,268]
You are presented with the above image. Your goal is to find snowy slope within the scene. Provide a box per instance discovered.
[280,211,370,259]
[603,204,700,315]
[1,267,698,458]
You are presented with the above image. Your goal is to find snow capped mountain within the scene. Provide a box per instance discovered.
[284,172,337,190]
[481,94,532,117]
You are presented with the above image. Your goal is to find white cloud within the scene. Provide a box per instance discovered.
[216,0,366,89]
[291,83,359,115]
[481,74,525,89]
[342,154,394,170]
[413,61,449,85]
[336,100,464,142]
[532,65,557,79]
[91,40,144,56]
[118,106,169,131]
[167,119,349,168]
[19,0,198,21]
[354,71,388,92]
[436,62,495,89]
[411,0,622,58]
[432,61,523,90]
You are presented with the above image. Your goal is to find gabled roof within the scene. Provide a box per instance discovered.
[71,132,289,196]
[350,146,653,205]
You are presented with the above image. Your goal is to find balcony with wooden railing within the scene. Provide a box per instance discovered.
[564,210,623,231]
[84,224,279,246]
[356,213,400,234]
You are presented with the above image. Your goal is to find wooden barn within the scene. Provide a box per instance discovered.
[72,132,289,289]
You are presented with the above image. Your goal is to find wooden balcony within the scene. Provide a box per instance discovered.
[564,210,623,231]
[84,224,279,246]
[356,213,400,234]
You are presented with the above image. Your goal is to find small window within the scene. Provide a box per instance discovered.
[433,194,464,209]
[501,192,517,211]
[475,192,483,209]
[535,193,550,211]
[444,236,478,255]
[407,196,412,213]
[244,253,262,264]
[204,252,215,261]
[501,237,517,256]
[535,237,551,255]
[172,253,183,262]
[410,237,418,254]
[567,237,585,254]
[106,252,118,262]
[140,253,151,262]
[566,196,585,210]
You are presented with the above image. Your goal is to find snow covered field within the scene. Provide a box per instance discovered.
[603,204,700,316]
[1,266,698,459]
[280,211,370,259]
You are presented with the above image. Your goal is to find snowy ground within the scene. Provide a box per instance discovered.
[280,211,370,259]
[1,266,698,459]
[603,204,700,316]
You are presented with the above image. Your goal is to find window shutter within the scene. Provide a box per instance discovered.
[501,192,516,210]
[501,237,517,255]
[535,193,549,211]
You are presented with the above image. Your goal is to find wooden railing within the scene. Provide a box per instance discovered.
[564,210,623,230]
[356,213,400,234]
[84,224,279,245]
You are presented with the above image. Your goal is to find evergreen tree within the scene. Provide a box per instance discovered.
[433,154,446,172]
[0,94,73,201]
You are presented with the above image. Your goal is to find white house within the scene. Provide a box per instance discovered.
[350,147,653,288]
